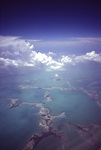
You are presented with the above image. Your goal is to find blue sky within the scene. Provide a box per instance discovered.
[0,0,101,41]
[0,0,101,67]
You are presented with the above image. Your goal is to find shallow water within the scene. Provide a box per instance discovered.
[0,64,101,150]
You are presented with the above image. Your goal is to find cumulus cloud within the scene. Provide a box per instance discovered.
[48,52,56,56]
[0,57,35,67]
[0,35,34,53]
[30,51,64,70]
[75,51,101,63]
[0,57,20,66]
[0,35,64,70]
[0,35,20,47]
[61,55,72,63]
[50,63,64,70]
[0,35,36,63]
[1,51,15,57]
[0,35,101,71]
[31,52,51,64]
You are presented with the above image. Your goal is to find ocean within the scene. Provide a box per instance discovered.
[0,60,101,150]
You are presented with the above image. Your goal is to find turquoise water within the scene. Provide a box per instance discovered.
[0,64,101,150]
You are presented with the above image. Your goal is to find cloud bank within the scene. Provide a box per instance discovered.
[0,35,101,70]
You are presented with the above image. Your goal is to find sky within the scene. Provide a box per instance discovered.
[0,0,101,70]
[0,0,101,41]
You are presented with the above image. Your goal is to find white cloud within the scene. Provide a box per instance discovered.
[0,35,101,71]
[33,52,51,64]
[61,55,72,63]
[75,51,101,63]
[0,51,64,70]
[30,51,64,70]
[48,52,56,56]
[0,57,19,66]
[0,57,35,67]
[0,35,34,54]
[50,64,64,70]
[0,35,21,47]
[30,51,50,64]
[0,35,64,70]
[23,62,35,67]
[1,51,14,57]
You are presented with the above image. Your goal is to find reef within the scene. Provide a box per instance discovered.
[22,130,63,150]
[21,105,64,150]
[44,93,53,102]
